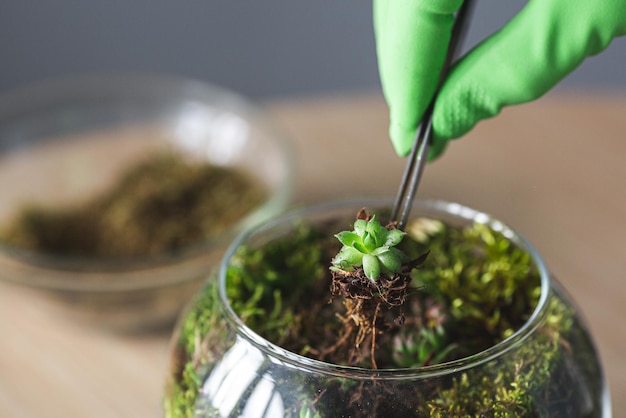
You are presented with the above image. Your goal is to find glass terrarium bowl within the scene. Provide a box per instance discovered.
[165,198,610,417]
[0,74,294,332]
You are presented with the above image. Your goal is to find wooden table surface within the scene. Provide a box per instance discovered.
[0,91,624,417]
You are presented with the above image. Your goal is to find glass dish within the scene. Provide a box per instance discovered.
[0,74,294,332]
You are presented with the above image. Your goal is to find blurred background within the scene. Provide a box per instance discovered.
[1,0,625,99]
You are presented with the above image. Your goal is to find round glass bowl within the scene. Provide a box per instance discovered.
[0,74,294,332]
[165,198,609,417]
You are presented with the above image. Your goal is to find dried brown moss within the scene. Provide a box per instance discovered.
[0,152,266,257]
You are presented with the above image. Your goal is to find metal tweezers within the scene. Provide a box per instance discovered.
[390,0,475,230]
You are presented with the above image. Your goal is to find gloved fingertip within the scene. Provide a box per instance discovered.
[433,82,490,141]
[389,123,415,157]
[427,138,448,162]
[390,121,449,160]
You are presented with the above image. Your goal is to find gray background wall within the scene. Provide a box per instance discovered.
[1,0,625,99]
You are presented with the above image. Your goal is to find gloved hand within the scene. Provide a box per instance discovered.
[375,0,626,159]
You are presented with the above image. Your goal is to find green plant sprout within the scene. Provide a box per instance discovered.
[392,325,456,368]
[331,215,407,280]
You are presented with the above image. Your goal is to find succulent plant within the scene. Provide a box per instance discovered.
[331,215,407,281]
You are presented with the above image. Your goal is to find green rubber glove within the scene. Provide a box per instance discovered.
[375,0,626,159]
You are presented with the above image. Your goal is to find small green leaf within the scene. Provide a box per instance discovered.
[377,250,402,273]
[353,240,368,254]
[366,216,385,245]
[335,231,361,247]
[353,219,367,236]
[363,254,381,280]
[384,229,405,247]
[333,246,363,268]
[370,245,390,256]
[363,232,377,252]
[388,246,408,263]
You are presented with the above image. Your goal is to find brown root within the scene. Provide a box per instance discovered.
[327,267,413,368]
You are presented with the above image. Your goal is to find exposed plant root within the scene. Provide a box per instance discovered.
[328,266,414,367]
[322,207,430,368]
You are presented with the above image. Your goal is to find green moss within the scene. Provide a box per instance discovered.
[403,220,541,358]
[420,297,574,417]
[164,362,204,418]
[165,215,591,417]
[165,278,225,418]
[226,222,327,343]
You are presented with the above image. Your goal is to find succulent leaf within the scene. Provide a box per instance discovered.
[363,232,377,251]
[362,254,381,281]
[352,241,369,254]
[365,216,384,245]
[388,246,408,262]
[331,212,409,280]
[377,250,402,273]
[384,229,405,247]
[353,219,367,236]
[333,246,363,268]
[335,231,361,247]
[370,245,390,256]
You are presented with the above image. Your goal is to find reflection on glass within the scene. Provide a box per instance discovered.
[174,103,249,165]
[202,336,285,418]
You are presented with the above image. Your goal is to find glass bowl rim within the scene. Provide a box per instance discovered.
[218,197,552,380]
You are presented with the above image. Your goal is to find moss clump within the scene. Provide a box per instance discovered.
[404,221,542,359]
[419,297,573,417]
[226,223,331,346]
[0,152,266,257]
[165,278,228,418]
